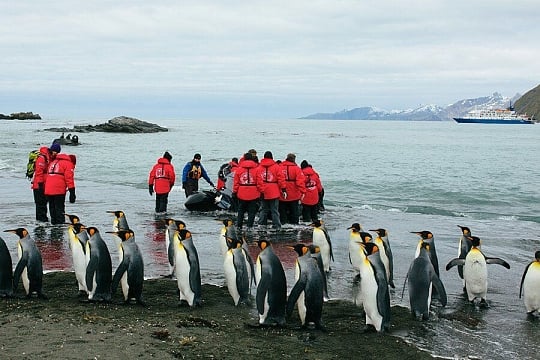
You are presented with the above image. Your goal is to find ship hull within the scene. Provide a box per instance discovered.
[454,118,534,124]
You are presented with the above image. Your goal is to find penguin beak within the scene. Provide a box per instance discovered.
[3,229,16,233]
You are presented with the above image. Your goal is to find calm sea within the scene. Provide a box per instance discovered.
[0,117,539,359]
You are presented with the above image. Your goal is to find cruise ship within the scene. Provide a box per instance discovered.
[454,105,535,124]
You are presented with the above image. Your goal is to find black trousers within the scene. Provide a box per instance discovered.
[155,193,169,213]
[279,200,300,225]
[48,194,66,225]
[184,181,198,197]
[33,186,48,222]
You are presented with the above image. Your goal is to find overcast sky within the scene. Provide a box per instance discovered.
[1,1,538,120]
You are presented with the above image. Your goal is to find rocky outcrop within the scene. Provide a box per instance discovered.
[0,112,41,120]
[45,116,168,133]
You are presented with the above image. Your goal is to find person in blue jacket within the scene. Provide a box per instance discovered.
[182,153,214,197]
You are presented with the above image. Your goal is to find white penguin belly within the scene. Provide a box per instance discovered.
[259,293,270,324]
[523,266,540,313]
[464,258,488,301]
[22,267,30,294]
[175,248,195,306]
[224,252,240,305]
[71,242,87,292]
[360,264,383,331]
[121,272,129,300]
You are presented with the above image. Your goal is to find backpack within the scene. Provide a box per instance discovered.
[26,149,40,179]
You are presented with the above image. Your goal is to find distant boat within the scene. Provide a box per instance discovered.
[454,104,535,124]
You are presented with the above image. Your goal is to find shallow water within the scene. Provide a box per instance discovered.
[0,118,539,359]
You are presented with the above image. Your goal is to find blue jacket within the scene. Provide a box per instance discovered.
[182,161,213,185]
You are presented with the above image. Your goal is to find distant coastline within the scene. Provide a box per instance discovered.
[0,112,41,120]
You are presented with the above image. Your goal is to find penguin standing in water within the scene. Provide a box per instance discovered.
[347,223,365,277]
[412,231,439,276]
[4,228,46,299]
[358,242,391,332]
[67,222,89,296]
[370,228,395,288]
[0,236,13,297]
[173,229,202,307]
[446,235,510,307]
[109,229,145,305]
[223,234,254,306]
[85,227,112,302]
[311,220,333,273]
[404,241,447,320]
[255,239,287,326]
[108,211,130,261]
[308,244,329,301]
[164,219,186,277]
[456,225,473,282]
[286,244,325,330]
[519,250,540,317]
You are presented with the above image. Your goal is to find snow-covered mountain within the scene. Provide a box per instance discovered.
[300,92,521,121]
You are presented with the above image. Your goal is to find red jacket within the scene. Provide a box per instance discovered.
[233,160,260,201]
[44,153,75,196]
[301,167,323,205]
[256,158,286,200]
[148,157,176,194]
[31,146,51,190]
[216,161,238,190]
[279,160,306,201]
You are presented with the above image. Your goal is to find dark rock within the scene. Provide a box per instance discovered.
[45,116,168,133]
[0,112,41,120]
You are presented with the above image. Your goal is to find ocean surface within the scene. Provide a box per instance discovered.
[0,117,539,359]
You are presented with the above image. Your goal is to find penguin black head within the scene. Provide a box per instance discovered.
[86,227,100,237]
[457,225,471,235]
[107,210,126,218]
[177,229,191,240]
[347,223,362,232]
[310,219,323,228]
[72,223,86,234]
[369,228,387,237]
[467,235,481,247]
[535,251,540,261]
[359,231,373,243]
[222,219,234,227]
[411,231,433,240]
[308,244,321,254]
[225,225,239,241]
[175,220,186,230]
[362,242,379,256]
[107,229,134,241]
[4,228,28,239]
[65,213,81,224]
[226,235,243,250]
[288,243,309,257]
[257,239,271,250]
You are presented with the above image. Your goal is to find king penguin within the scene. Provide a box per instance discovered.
[223,234,254,306]
[347,223,365,277]
[404,241,447,320]
[4,228,46,299]
[519,250,540,317]
[164,218,186,277]
[308,244,329,301]
[370,228,395,288]
[456,225,473,281]
[255,239,287,326]
[0,236,13,297]
[109,229,145,305]
[173,229,202,307]
[67,222,89,296]
[446,235,510,307]
[219,219,235,257]
[85,227,112,302]
[108,210,130,261]
[358,242,391,332]
[311,220,333,273]
[286,244,325,330]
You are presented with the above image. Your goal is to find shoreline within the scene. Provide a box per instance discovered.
[0,272,432,359]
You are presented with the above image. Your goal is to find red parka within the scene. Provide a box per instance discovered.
[256,158,286,200]
[148,157,176,194]
[279,160,306,201]
[44,153,75,196]
[233,159,260,201]
[301,166,323,206]
[31,146,51,190]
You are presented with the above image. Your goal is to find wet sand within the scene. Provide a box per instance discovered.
[0,272,432,359]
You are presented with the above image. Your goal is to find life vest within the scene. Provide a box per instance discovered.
[188,164,202,180]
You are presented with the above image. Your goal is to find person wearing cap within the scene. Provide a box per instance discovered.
[148,151,176,214]
[278,153,306,224]
[44,144,76,225]
[182,153,214,197]
[300,160,323,222]
[256,150,287,230]
[30,143,59,222]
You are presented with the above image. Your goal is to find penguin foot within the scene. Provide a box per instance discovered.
[389,281,395,289]
[363,324,377,333]
[77,290,88,298]
[37,293,49,300]
[526,311,539,320]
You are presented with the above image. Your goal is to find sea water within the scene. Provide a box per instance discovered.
[0,117,539,359]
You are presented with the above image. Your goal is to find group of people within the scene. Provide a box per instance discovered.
[30,143,77,225]
[147,149,325,230]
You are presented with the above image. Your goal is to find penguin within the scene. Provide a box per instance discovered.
[223,235,253,306]
[347,223,365,277]
[108,210,130,261]
[255,239,287,326]
[65,213,82,225]
[4,228,46,299]
[286,244,325,330]
[164,218,186,277]
[404,241,447,320]
[446,235,510,307]
[412,231,439,276]
[67,222,89,296]
[0,236,13,297]
[308,244,329,301]
[219,219,235,256]
[173,229,202,307]
[369,228,395,288]
[456,225,475,283]
[311,219,333,273]
[519,250,540,317]
[109,229,145,305]
[85,227,112,302]
[358,242,391,332]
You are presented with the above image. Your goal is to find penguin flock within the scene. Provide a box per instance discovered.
[0,216,539,333]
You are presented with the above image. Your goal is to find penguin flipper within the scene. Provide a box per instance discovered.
[167,241,175,267]
[245,250,257,286]
[286,277,305,317]
[445,258,465,271]
[256,275,270,315]
[233,252,249,299]
[13,256,29,291]
[486,257,510,269]
[111,260,129,295]
[520,262,533,298]
[431,274,447,307]
[85,255,98,292]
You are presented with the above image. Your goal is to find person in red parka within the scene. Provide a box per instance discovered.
[31,144,58,222]
[256,151,287,230]
[278,153,306,225]
[300,160,323,222]
[232,152,260,229]
[44,150,76,225]
[148,151,176,214]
